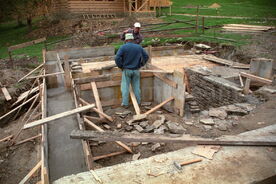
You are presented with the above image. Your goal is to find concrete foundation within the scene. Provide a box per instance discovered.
[53,125,276,184]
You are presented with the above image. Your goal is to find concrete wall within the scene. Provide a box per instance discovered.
[186,67,246,110]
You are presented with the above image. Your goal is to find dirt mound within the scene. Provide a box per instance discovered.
[209,3,221,9]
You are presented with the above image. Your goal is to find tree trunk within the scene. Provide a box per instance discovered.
[17,15,23,27]
[27,16,32,31]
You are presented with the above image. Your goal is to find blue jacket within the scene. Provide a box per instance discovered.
[115,42,149,70]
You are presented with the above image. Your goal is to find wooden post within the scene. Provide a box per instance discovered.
[148,45,152,64]
[91,82,104,119]
[169,5,172,16]
[129,84,140,115]
[64,55,72,88]
[202,16,205,34]
[243,78,251,95]
[8,51,14,69]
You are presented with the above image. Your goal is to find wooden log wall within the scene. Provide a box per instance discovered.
[149,0,172,7]
[68,0,125,13]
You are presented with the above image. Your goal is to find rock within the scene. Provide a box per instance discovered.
[116,110,132,118]
[141,102,152,106]
[134,125,144,132]
[190,109,201,113]
[185,121,193,125]
[200,110,209,117]
[128,114,148,125]
[116,123,122,129]
[144,125,155,133]
[156,111,163,114]
[151,143,161,152]
[125,125,133,131]
[139,121,149,128]
[142,142,149,145]
[144,106,151,110]
[154,125,167,134]
[235,103,256,112]
[152,115,166,129]
[203,125,212,131]
[103,124,111,130]
[132,152,141,161]
[217,123,227,131]
[189,101,198,106]
[131,130,139,134]
[209,108,227,119]
[200,118,215,125]
[166,121,186,134]
[130,142,140,147]
[224,105,247,115]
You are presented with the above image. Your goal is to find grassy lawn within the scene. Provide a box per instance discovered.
[170,0,276,18]
[0,19,68,62]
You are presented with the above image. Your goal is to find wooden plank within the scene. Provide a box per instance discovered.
[154,73,177,88]
[240,72,272,85]
[8,37,46,51]
[1,87,12,101]
[12,85,41,107]
[144,97,174,115]
[19,161,42,184]
[64,55,72,88]
[79,98,113,122]
[74,74,111,85]
[18,64,44,82]
[91,82,104,119]
[26,72,64,79]
[0,135,13,143]
[0,94,39,121]
[129,84,140,115]
[15,134,42,146]
[23,104,95,129]
[93,151,127,161]
[70,130,276,146]
[243,78,251,95]
[84,118,133,154]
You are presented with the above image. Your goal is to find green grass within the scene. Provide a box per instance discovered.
[168,0,276,18]
[0,19,68,62]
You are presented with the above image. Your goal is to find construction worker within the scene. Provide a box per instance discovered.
[121,22,143,44]
[115,33,149,108]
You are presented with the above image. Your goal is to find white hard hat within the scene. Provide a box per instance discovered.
[134,22,141,28]
[125,33,134,40]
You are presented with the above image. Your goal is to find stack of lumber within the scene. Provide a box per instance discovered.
[222,24,274,33]
[203,55,249,69]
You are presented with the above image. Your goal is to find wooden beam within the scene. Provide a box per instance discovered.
[91,82,104,119]
[19,161,42,184]
[0,135,13,143]
[26,72,64,79]
[79,98,113,122]
[129,84,140,115]
[240,72,272,85]
[18,64,44,82]
[93,151,126,161]
[0,94,39,121]
[23,104,95,129]
[70,130,276,146]
[74,74,111,85]
[64,55,72,88]
[144,97,174,115]
[84,118,133,153]
[1,87,12,101]
[243,78,251,95]
[8,37,46,52]
[15,134,42,146]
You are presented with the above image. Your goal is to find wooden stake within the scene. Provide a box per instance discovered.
[26,72,64,79]
[84,118,133,154]
[23,104,95,129]
[129,84,140,115]
[93,151,126,161]
[243,78,251,95]
[144,97,174,115]
[19,161,42,184]
[15,133,42,146]
[0,135,13,143]
[18,64,44,82]
[91,82,104,119]
[0,94,39,121]
[1,86,12,101]
[79,98,113,122]
[64,55,71,88]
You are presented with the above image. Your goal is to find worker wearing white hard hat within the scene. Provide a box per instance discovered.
[121,22,143,44]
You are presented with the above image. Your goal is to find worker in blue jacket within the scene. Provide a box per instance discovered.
[115,33,149,108]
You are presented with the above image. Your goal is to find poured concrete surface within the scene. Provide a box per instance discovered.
[47,61,87,182]
[54,125,276,184]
